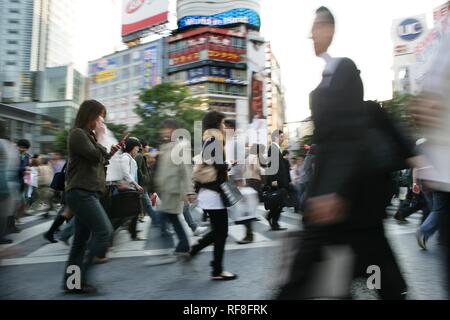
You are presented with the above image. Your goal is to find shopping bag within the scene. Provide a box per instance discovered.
[228,187,259,224]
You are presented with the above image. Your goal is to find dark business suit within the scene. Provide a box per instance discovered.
[266,143,291,228]
[277,58,408,299]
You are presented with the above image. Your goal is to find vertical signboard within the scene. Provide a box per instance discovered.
[249,71,264,122]
[143,45,158,89]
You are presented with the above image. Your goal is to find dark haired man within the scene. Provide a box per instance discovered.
[265,129,290,231]
[277,6,407,299]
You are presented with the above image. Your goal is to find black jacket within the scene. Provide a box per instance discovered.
[265,144,291,189]
[195,136,228,193]
[308,57,388,229]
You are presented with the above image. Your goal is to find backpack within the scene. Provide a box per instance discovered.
[363,101,409,174]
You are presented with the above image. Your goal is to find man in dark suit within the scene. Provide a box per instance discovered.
[277,6,408,299]
[265,129,290,231]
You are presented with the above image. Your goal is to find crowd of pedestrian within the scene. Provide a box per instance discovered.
[1,5,449,300]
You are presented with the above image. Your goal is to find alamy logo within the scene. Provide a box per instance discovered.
[66,265,81,290]
[366,265,381,290]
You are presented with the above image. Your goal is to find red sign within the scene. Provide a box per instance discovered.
[433,3,450,22]
[208,50,241,62]
[249,72,264,122]
[126,0,145,14]
[170,52,200,66]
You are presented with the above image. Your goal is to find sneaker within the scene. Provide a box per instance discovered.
[93,256,108,264]
[237,238,253,244]
[416,229,427,250]
[193,226,208,236]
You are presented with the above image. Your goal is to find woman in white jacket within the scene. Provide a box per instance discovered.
[119,137,144,240]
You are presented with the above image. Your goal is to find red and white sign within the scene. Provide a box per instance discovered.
[208,50,241,62]
[433,1,450,34]
[122,0,169,37]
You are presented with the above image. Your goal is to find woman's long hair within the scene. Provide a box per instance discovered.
[74,100,106,129]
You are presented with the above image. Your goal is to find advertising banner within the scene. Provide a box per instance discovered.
[91,58,118,83]
[249,72,264,123]
[433,1,450,33]
[122,0,169,37]
[413,2,449,90]
[143,45,158,89]
[208,50,241,62]
[178,8,260,30]
[391,15,428,56]
[170,52,200,66]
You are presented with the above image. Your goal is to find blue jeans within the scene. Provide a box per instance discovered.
[58,217,74,242]
[159,211,189,253]
[420,191,447,241]
[183,203,198,232]
[143,192,159,226]
[64,189,113,286]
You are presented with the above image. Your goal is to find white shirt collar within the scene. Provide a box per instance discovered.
[320,52,332,64]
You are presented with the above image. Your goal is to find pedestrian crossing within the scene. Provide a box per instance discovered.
[0,205,421,267]
[0,208,299,267]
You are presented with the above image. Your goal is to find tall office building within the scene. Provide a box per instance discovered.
[0,0,74,103]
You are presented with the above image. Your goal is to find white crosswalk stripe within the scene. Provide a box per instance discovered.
[0,220,53,252]
[0,210,287,266]
[1,203,421,266]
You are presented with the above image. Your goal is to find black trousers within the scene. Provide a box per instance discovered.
[277,223,407,300]
[268,205,283,227]
[190,209,228,276]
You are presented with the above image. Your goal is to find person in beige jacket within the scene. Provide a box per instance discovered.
[154,119,193,255]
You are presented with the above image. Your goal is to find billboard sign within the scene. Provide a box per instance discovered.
[178,8,260,30]
[249,72,264,123]
[185,67,246,85]
[122,0,169,38]
[170,52,200,66]
[91,58,118,83]
[143,45,159,89]
[397,18,424,41]
[392,15,428,56]
[433,1,450,34]
[169,49,243,66]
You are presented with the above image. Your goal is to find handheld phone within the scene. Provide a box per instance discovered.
[118,132,129,147]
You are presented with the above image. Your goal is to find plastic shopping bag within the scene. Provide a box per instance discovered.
[228,187,259,224]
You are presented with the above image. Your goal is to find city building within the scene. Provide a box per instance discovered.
[266,43,286,135]
[0,102,60,154]
[11,64,86,129]
[391,1,449,95]
[171,0,261,117]
[0,0,75,103]
[167,26,249,118]
[88,38,166,128]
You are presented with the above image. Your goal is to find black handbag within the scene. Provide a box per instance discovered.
[50,162,67,191]
[109,190,142,219]
[262,187,287,210]
[220,180,243,207]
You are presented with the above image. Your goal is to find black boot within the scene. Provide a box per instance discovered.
[237,222,254,244]
[7,216,20,233]
[44,215,66,243]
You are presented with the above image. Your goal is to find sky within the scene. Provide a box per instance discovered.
[73,0,446,125]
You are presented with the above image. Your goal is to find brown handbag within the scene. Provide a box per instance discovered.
[192,154,217,184]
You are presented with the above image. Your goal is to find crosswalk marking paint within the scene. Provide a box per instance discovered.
[0,220,53,252]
